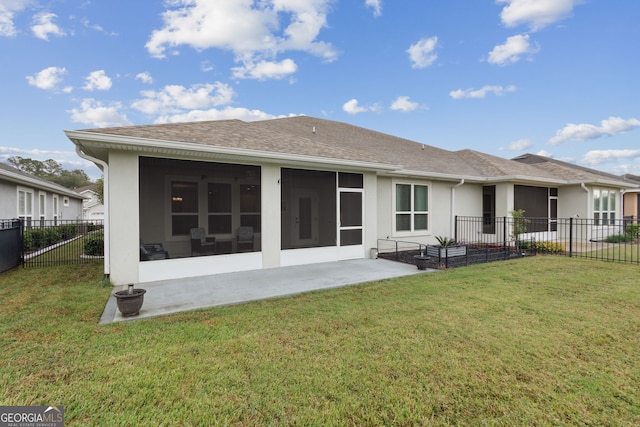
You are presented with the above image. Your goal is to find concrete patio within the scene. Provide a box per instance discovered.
[100,258,433,323]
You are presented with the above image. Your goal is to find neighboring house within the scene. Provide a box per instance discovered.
[622,174,640,221]
[0,162,84,224]
[74,184,104,221]
[65,116,635,285]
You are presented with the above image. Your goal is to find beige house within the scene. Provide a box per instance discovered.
[622,174,640,221]
[65,116,634,285]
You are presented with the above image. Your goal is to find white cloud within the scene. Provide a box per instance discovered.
[497,0,581,31]
[488,34,538,66]
[145,0,336,80]
[390,96,419,112]
[0,0,31,37]
[231,58,297,80]
[549,117,640,145]
[407,36,438,69]
[154,107,285,124]
[582,149,640,166]
[342,98,379,115]
[131,82,235,115]
[536,150,553,157]
[31,12,66,40]
[450,85,516,99]
[83,70,112,91]
[26,66,66,90]
[135,72,153,84]
[69,98,131,128]
[365,0,382,17]
[504,138,533,151]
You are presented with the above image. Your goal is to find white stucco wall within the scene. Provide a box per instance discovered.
[108,151,140,285]
[262,164,281,269]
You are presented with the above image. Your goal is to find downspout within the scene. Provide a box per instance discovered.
[450,179,465,238]
[75,146,110,278]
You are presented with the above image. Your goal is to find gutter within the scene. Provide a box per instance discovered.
[450,179,465,237]
[75,145,110,278]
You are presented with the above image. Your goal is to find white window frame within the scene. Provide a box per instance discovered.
[593,188,617,226]
[38,191,47,221]
[392,180,430,236]
[52,195,59,222]
[63,196,70,207]
[17,187,34,222]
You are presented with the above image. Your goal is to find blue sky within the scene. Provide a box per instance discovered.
[1,0,639,180]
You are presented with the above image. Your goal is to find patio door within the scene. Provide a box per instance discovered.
[338,173,364,259]
[292,190,318,247]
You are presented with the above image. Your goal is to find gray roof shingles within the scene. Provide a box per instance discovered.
[77,116,630,186]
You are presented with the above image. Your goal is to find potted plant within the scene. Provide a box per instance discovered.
[413,245,430,270]
[427,236,467,258]
[114,284,146,317]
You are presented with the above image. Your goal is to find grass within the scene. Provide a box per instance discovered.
[1,258,640,426]
[581,242,640,263]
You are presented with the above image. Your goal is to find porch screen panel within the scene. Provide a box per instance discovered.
[514,185,548,233]
[208,183,232,234]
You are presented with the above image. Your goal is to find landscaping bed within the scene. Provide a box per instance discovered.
[379,244,523,269]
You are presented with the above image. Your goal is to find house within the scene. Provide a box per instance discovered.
[622,174,640,221]
[74,184,105,221]
[65,116,635,285]
[0,162,84,224]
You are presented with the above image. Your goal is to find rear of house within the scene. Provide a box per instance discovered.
[66,116,633,285]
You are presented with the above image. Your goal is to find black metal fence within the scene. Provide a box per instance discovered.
[0,219,105,269]
[456,216,640,265]
[0,219,22,273]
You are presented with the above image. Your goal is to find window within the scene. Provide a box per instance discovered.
[482,186,496,234]
[395,183,429,233]
[52,196,59,223]
[171,181,199,236]
[39,192,46,221]
[594,189,616,225]
[63,197,70,207]
[18,188,33,224]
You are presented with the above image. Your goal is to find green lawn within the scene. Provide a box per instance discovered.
[1,258,639,426]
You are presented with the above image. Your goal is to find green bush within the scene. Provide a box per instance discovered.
[625,223,640,240]
[534,241,566,254]
[605,234,633,243]
[58,223,79,240]
[84,232,104,256]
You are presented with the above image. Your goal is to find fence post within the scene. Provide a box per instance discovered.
[569,217,573,258]
[503,217,507,249]
[454,216,458,242]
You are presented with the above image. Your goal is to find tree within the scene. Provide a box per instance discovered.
[95,177,104,204]
[6,156,92,189]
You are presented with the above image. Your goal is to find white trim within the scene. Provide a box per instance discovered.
[17,187,34,220]
[281,246,338,266]
[38,191,46,221]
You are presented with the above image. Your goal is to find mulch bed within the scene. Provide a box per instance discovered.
[378,245,523,269]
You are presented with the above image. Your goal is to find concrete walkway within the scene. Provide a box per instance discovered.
[100,258,433,323]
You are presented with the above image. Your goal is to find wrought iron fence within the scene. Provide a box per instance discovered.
[456,216,640,265]
[20,219,104,268]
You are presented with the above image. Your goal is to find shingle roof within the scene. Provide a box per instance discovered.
[74,116,631,187]
[0,162,85,197]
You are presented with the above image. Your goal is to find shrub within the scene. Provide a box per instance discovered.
[435,236,457,247]
[84,231,104,256]
[625,223,640,240]
[605,234,632,243]
[58,223,79,240]
[534,241,565,254]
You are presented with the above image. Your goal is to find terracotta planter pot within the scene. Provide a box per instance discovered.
[114,288,146,317]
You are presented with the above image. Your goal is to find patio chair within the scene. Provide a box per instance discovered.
[190,228,216,256]
[140,241,170,261]
[237,226,254,252]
